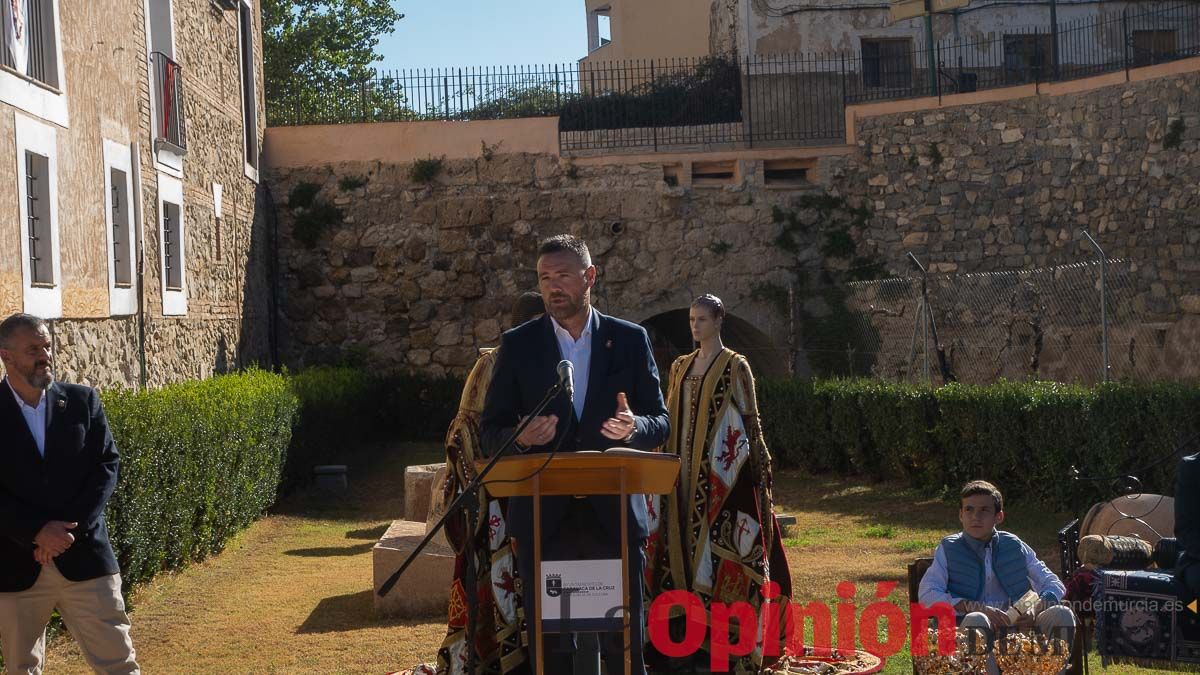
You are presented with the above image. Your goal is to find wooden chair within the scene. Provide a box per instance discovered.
[907,557,935,675]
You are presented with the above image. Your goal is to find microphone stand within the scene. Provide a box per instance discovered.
[377,376,567,674]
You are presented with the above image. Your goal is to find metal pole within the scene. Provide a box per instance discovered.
[1034,26,1042,87]
[650,60,658,151]
[840,51,847,107]
[924,2,938,96]
[1080,230,1111,382]
[1122,8,1131,81]
[922,296,930,384]
[906,290,924,383]
[745,53,754,148]
[1049,0,1061,80]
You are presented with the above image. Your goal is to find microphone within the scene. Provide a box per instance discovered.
[557,359,574,403]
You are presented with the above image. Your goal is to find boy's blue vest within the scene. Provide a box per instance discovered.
[943,530,1031,603]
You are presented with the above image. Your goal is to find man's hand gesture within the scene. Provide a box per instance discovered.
[517,414,558,448]
[33,520,77,566]
[601,392,637,441]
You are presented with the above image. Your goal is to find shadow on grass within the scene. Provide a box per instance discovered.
[346,524,389,540]
[284,542,376,557]
[297,590,438,634]
[273,441,445,521]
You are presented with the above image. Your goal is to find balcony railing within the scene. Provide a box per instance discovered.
[152,51,187,153]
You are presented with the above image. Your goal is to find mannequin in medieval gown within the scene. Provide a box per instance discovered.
[645,294,793,674]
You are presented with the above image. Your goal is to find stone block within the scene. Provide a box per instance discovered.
[372,519,454,618]
[1001,128,1025,144]
[313,465,348,492]
[434,323,462,346]
[405,463,447,521]
[586,191,623,218]
[474,318,501,343]
[620,191,659,220]
[423,465,452,551]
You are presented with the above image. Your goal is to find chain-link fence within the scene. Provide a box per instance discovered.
[825,258,1194,385]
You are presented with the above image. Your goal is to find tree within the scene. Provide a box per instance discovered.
[262,0,407,125]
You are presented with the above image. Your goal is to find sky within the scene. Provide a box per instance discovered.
[374,1,590,69]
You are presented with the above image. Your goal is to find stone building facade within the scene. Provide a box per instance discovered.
[0,0,270,389]
[265,62,1200,383]
[587,0,1187,62]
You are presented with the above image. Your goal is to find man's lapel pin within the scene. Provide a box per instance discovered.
[605,339,613,349]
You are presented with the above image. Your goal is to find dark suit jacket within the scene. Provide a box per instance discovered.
[0,379,121,592]
[480,310,670,544]
[1177,452,1200,591]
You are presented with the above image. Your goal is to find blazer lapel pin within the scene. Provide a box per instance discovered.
[56,398,66,409]
[605,339,613,349]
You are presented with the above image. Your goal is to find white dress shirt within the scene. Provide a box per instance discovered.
[6,377,47,458]
[918,532,1066,611]
[550,308,596,421]
[549,309,649,529]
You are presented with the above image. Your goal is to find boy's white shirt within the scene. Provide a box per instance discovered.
[918,532,1067,611]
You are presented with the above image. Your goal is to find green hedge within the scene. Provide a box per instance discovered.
[102,369,298,589]
[284,366,463,488]
[100,365,461,591]
[759,378,1200,509]
[97,367,1196,597]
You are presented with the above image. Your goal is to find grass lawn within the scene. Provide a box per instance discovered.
[45,441,445,674]
[42,447,1180,674]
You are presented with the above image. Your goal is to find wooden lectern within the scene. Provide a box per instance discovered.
[478,449,680,675]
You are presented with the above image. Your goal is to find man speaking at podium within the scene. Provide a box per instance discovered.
[481,234,669,675]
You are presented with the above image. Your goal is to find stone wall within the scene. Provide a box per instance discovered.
[269,154,808,378]
[267,64,1200,383]
[820,68,1200,379]
[831,71,1199,287]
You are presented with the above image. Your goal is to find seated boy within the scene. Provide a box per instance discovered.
[919,480,1077,660]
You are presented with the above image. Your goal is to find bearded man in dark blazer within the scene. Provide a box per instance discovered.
[481,235,669,675]
[0,313,138,674]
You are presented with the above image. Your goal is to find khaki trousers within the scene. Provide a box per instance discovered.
[0,563,138,675]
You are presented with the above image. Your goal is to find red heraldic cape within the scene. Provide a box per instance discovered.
[646,348,792,674]
[433,348,526,675]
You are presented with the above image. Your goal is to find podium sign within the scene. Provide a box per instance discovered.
[478,450,680,675]
[541,559,625,632]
